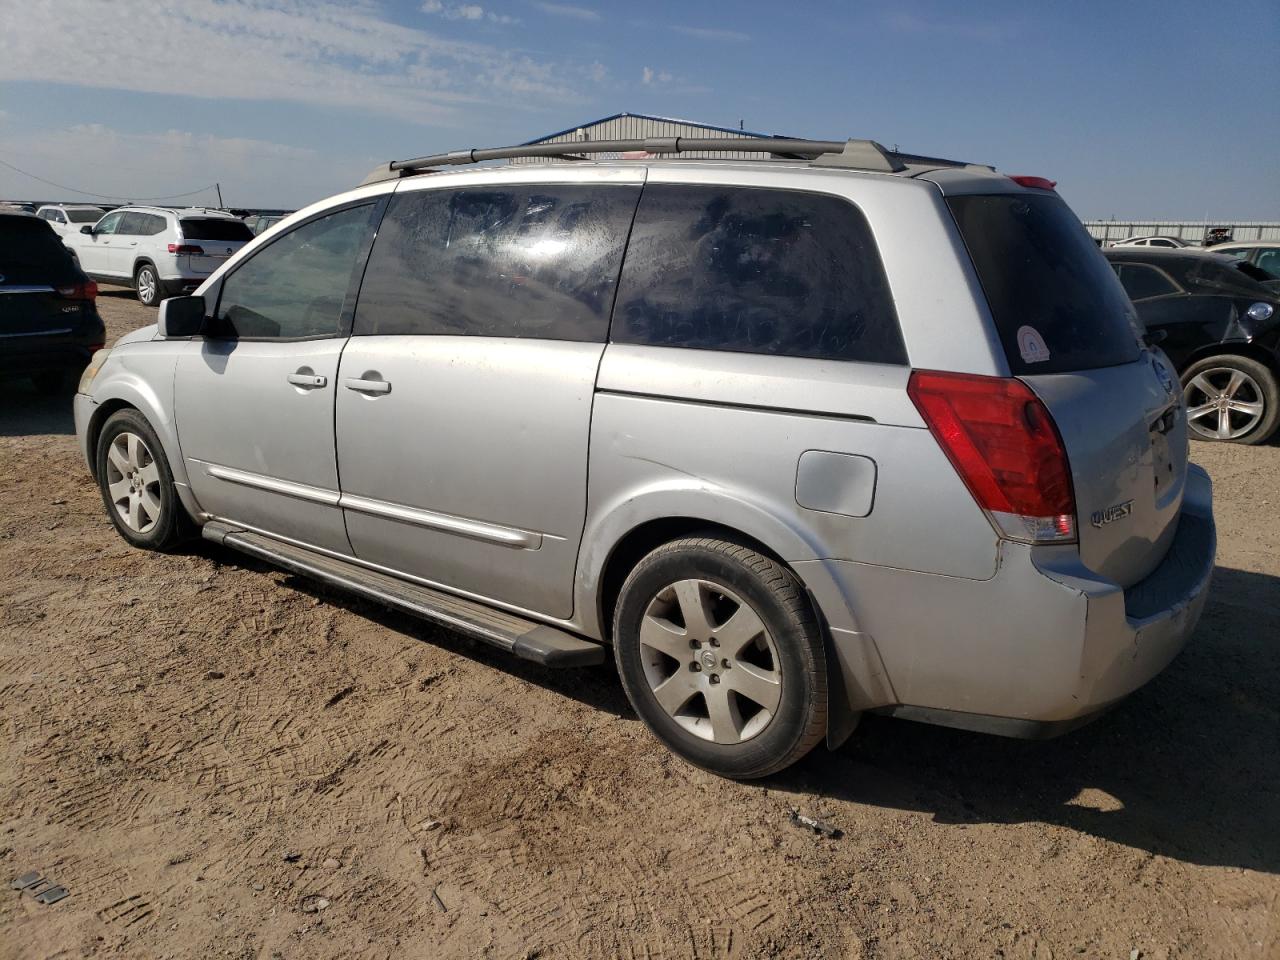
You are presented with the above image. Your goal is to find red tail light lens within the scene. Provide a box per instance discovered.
[56,280,98,301]
[907,370,1076,543]
[1009,175,1057,191]
[167,243,204,254]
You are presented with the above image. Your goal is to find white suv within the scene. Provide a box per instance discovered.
[35,204,107,240]
[65,206,254,306]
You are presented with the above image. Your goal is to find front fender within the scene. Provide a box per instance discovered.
[85,348,187,491]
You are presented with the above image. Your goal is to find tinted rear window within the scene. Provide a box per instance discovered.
[948,194,1140,374]
[66,208,103,223]
[180,218,252,241]
[0,216,79,283]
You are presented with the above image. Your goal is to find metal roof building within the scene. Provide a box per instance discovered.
[512,112,786,163]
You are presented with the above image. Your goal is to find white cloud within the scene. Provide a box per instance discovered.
[423,1,517,24]
[0,124,359,208]
[0,0,588,124]
[532,2,600,21]
[671,25,749,42]
[885,12,1017,42]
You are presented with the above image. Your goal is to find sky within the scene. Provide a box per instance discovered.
[1,0,1277,218]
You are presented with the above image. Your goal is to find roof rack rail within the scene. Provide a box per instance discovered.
[359,137,978,185]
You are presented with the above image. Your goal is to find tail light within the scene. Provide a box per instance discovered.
[907,370,1076,543]
[1009,175,1057,191]
[168,243,204,254]
[56,280,98,300]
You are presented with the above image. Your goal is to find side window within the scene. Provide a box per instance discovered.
[1254,249,1280,280]
[1117,264,1180,301]
[214,204,375,340]
[355,184,640,340]
[54,211,67,224]
[95,211,124,235]
[143,214,167,236]
[118,212,148,236]
[612,184,906,364]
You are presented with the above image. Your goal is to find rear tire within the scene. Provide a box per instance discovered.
[1181,355,1280,445]
[613,537,827,780]
[135,263,160,307]
[95,409,190,551]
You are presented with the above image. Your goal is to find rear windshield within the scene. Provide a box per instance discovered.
[66,208,104,223]
[0,216,79,282]
[180,218,253,241]
[948,194,1141,375]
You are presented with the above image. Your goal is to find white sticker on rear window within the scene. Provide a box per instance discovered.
[1017,325,1051,364]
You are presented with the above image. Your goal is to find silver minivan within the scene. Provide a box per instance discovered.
[74,138,1216,779]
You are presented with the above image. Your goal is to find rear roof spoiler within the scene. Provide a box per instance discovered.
[359,137,985,186]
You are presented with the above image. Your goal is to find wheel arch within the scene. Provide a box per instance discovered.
[1179,341,1280,380]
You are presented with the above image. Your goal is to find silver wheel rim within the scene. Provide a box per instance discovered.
[137,268,156,303]
[638,578,782,745]
[105,432,162,533]
[1184,367,1266,440]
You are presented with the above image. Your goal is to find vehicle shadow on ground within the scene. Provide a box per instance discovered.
[780,565,1280,874]
[191,540,631,718]
[0,379,76,436]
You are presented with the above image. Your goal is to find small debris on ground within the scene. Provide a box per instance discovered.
[205,670,226,680]
[300,895,329,913]
[789,811,843,839]
[431,888,447,913]
[321,857,342,870]
[282,852,301,863]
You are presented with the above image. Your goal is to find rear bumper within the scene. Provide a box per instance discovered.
[797,464,1216,737]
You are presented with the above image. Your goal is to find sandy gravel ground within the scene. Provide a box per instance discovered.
[2,290,1277,959]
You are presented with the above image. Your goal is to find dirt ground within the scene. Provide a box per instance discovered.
[2,288,1278,960]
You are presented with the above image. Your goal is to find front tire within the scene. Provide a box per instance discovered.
[613,537,827,779]
[135,263,161,307]
[1182,355,1279,445]
[95,409,189,550]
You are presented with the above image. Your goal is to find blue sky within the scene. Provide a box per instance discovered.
[1,0,1277,218]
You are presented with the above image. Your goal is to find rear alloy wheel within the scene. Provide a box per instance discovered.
[614,537,827,779]
[135,263,160,306]
[1182,355,1280,445]
[96,409,189,550]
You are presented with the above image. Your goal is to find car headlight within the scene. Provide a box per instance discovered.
[1246,302,1275,322]
[78,348,112,394]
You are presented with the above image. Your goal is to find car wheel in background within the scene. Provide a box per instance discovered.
[1182,355,1280,445]
[613,536,828,779]
[135,263,161,307]
[95,409,191,550]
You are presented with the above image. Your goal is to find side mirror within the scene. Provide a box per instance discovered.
[80,225,94,235]
[158,296,207,338]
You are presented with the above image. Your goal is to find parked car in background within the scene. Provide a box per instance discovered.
[1203,227,1233,247]
[1105,247,1280,444]
[64,206,254,306]
[0,202,37,214]
[74,138,1215,779]
[1209,240,1280,281]
[243,213,287,236]
[1110,235,1192,249]
[0,211,104,393]
[35,204,107,240]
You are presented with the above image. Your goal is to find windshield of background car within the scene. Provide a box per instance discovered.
[66,209,104,223]
[947,193,1142,375]
[1183,257,1276,297]
[180,218,253,241]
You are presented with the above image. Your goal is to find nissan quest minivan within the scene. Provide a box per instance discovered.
[73,137,1216,779]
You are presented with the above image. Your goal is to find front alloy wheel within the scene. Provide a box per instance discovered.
[105,431,163,534]
[1181,354,1279,445]
[95,408,190,550]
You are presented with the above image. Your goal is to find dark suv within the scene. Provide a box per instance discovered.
[1105,247,1280,444]
[1,212,105,393]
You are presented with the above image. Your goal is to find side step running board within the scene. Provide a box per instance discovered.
[201,522,605,668]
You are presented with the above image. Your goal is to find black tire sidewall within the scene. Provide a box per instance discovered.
[614,542,824,779]
[95,409,185,550]
[135,264,159,306]
[1182,355,1280,445]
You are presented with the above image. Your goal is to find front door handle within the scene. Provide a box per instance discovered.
[287,372,327,388]
[343,377,391,395]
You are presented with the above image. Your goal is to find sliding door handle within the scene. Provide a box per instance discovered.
[343,376,392,395]
[287,372,327,388]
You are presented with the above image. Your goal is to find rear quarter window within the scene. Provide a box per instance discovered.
[612,184,906,364]
[948,194,1141,375]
